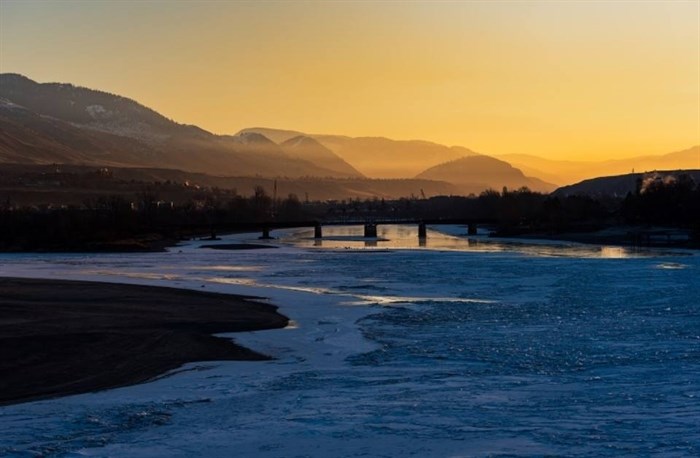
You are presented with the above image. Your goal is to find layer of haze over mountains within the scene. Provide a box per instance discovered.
[498,147,700,186]
[1,74,698,200]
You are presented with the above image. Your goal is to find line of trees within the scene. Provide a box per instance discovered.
[0,186,310,251]
[1,177,699,251]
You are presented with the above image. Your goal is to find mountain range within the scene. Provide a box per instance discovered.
[238,127,552,192]
[1,73,697,199]
[239,127,476,179]
[0,74,356,180]
[498,147,700,186]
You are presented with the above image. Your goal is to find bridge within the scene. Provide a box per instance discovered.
[254,218,494,240]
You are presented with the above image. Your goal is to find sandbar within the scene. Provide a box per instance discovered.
[0,277,288,405]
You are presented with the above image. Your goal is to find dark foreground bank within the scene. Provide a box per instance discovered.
[0,278,289,406]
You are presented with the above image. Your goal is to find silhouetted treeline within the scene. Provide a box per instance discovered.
[318,187,613,232]
[0,187,311,251]
[1,178,699,251]
[621,174,700,226]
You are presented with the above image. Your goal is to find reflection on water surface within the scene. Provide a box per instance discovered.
[282,224,681,259]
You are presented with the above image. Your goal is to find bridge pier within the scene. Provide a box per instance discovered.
[314,222,323,239]
[467,223,477,236]
[364,223,377,238]
[418,222,427,239]
[259,227,273,240]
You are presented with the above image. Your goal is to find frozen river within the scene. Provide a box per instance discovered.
[1,225,699,457]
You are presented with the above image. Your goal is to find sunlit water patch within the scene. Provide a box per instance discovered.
[656,262,689,270]
[281,224,683,259]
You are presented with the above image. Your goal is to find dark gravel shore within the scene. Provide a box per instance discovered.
[0,277,288,406]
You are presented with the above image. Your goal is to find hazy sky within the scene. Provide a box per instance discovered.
[1,1,698,160]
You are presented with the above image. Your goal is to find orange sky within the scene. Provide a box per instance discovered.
[1,1,698,160]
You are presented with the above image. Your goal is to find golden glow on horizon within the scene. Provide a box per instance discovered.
[1,1,698,161]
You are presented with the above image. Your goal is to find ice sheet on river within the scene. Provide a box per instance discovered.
[1,226,698,457]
